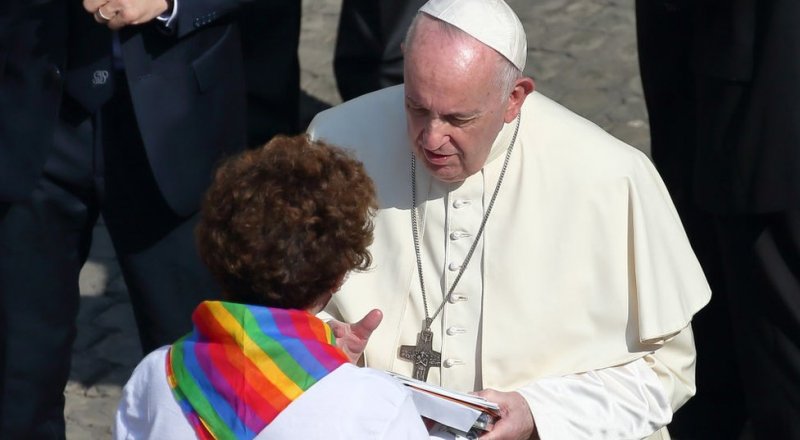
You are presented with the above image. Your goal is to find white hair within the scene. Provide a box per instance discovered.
[404,12,521,103]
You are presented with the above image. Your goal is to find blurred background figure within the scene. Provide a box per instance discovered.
[334,0,426,101]
[238,0,303,146]
[636,1,800,438]
[0,0,247,437]
[242,0,427,144]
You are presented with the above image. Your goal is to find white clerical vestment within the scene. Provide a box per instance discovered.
[308,85,711,439]
[114,347,428,439]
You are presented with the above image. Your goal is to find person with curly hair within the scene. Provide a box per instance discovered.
[113,135,428,439]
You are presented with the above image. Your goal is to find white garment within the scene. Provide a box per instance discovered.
[308,85,711,439]
[114,347,429,439]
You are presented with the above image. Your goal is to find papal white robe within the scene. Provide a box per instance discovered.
[308,85,711,439]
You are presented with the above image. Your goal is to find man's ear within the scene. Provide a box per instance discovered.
[504,76,535,123]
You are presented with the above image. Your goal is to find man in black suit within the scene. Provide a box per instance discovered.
[0,0,247,436]
[637,1,800,438]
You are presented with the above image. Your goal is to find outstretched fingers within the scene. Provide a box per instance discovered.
[330,309,383,364]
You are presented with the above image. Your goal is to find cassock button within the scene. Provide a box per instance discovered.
[448,262,462,271]
[449,231,471,240]
[448,294,467,304]
[443,359,464,368]
[446,326,466,336]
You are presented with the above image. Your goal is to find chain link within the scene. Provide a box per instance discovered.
[411,112,521,330]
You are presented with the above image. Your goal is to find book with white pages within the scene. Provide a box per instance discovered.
[385,371,500,435]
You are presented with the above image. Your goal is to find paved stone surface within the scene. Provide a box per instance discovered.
[66,0,649,437]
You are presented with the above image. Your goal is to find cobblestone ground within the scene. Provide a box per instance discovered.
[66,0,648,437]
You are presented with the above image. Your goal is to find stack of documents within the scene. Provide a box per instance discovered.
[386,371,500,436]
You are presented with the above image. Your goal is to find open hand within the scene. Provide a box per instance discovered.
[328,309,383,364]
[85,0,170,30]
[475,389,537,440]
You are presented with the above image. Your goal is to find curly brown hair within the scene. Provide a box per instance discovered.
[196,134,377,310]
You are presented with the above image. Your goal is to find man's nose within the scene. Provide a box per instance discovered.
[421,119,448,150]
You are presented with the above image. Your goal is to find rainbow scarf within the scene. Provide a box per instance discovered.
[167,301,349,440]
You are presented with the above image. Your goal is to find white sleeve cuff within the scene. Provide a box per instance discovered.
[518,357,673,439]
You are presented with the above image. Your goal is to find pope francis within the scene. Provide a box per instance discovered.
[308,0,711,439]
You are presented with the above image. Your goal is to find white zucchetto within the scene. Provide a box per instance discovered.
[419,0,527,71]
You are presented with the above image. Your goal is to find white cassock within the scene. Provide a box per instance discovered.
[308,85,711,440]
[114,347,429,439]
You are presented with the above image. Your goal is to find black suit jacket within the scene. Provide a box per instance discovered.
[0,1,66,203]
[0,0,248,215]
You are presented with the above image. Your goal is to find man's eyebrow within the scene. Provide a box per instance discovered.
[405,96,422,107]
[440,108,482,121]
[447,111,480,120]
[405,97,480,118]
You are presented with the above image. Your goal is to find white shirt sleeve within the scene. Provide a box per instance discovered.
[517,357,672,440]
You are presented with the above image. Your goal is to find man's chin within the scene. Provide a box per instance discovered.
[425,164,466,183]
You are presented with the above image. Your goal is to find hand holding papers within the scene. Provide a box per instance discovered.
[386,372,500,437]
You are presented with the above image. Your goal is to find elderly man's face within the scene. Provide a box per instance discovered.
[404,22,517,183]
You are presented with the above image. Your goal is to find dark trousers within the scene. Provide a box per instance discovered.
[715,210,800,439]
[637,2,800,437]
[334,0,426,101]
[242,0,423,137]
[636,2,748,438]
[0,80,217,438]
[239,0,302,146]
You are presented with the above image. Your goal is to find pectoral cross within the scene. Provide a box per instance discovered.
[399,318,441,381]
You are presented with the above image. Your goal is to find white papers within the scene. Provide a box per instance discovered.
[385,371,500,433]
